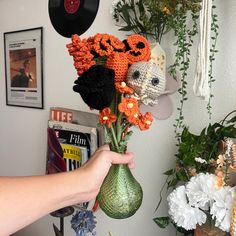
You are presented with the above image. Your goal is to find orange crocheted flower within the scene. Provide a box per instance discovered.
[109,35,126,51]
[118,97,139,117]
[99,108,117,128]
[106,52,129,83]
[125,34,151,64]
[138,112,153,130]
[86,36,95,50]
[92,33,123,57]
[66,34,95,75]
[127,112,140,126]
[115,82,134,94]
[71,34,81,45]
[92,33,125,57]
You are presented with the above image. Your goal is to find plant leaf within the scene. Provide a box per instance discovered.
[153,217,170,228]
[121,5,131,24]
[226,115,236,124]
[163,169,174,176]
[118,25,135,32]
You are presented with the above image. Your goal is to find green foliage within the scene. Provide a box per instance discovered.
[155,111,236,234]
[207,1,219,119]
[171,1,219,141]
[169,12,199,143]
[153,216,170,228]
[112,1,218,145]
[153,217,194,235]
[112,0,202,43]
[118,130,133,153]
[177,120,236,175]
[164,115,236,187]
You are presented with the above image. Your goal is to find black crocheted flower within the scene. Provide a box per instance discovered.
[73,65,115,110]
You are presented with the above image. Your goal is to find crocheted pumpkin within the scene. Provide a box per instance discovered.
[124,34,151,65]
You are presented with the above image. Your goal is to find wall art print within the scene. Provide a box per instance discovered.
[4,27,43,109]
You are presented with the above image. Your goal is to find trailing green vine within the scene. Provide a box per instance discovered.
[207,1,219,119]
[111,0,202,143]
[111,0,202,43]
[169,12,200,143]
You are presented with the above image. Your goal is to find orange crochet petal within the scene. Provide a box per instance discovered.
[127,112,140,126]
[115,82,134,94]
[138,112,153,130]
[118,97,139,117]
[109,35,126,51]
[99,108,117,128]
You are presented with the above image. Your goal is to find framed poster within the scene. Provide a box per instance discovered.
[4,27,43,109]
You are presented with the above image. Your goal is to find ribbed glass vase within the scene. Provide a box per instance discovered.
[97,159,143,219]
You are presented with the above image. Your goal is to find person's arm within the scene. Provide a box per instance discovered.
[0,145,134,235]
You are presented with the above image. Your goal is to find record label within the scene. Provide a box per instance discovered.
[64,0,80,14]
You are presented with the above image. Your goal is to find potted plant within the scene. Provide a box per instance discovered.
[154,110,236,235]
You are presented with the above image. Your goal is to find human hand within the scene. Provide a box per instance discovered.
[0,146,133,234]
[74,145,135,202]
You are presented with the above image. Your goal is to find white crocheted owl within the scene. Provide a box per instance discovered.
[126,61,166,106]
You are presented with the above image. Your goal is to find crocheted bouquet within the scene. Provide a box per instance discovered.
[67,33,165,219]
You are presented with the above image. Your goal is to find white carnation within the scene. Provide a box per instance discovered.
[186,173,217,210]
[167,186,207,230]
[210,186,235,232]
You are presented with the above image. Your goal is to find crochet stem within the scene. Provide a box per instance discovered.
[110,124,119,151]
[116,111,123,144]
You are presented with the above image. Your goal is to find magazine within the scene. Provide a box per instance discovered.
[48,120,98,171]
[49,107,105,146]
[47,109,101,212]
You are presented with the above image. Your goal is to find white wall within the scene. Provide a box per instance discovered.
[0,0,235,236]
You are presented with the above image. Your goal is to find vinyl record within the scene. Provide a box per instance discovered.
[48,0,100,38]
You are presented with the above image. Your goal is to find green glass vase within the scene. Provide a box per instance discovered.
[97,163,143,219]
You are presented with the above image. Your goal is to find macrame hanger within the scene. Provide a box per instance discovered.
[193,0,212,101]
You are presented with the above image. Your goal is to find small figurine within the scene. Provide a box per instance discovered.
[126,61,166,106]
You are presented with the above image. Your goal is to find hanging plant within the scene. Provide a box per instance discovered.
[111,0,202,43]
[111,1,202,140]
[207,1,219,119]
[169,11,200,143]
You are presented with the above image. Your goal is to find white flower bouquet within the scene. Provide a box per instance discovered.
[154,112,236,235]
[167,173,235,232]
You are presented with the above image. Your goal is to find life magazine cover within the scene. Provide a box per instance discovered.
[50,107,104,146]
